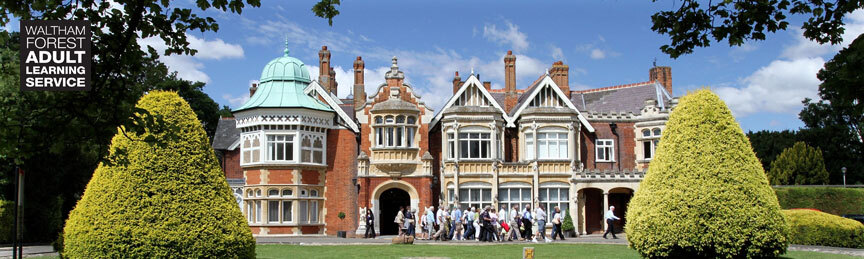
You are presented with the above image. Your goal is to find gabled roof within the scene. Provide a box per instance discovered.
[304,81,360,132]
[212,118,240,150]
[509,75,595,132]
[430,74,512,128]
[570,81,672,114]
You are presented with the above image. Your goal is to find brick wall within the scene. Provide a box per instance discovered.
[323,128,359,236]
[582,122,636,170]
[223,150,243,179]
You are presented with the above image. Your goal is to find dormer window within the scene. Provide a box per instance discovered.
[374,115,417,148]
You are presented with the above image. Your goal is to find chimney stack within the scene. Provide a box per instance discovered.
[249,82,258,97]
[483,81,491,91]
[649,66,672,95]
[504,50,517,112]
[452,71,462,94]
[550,61,570,98]
[329,66,338,96]
[318,46,333,94]
[353,56,366,107]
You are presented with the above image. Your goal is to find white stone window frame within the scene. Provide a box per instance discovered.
[596,138,615,162]
[240,132,263,165]
[266,133,296,162]
[299,133,326,165]
[498,181,532,220]
[458,182,493,211]
[373,115,419,148]
[639,128,662,160]
[457,126,493,160]
[536,127,569,160]
[538,182,570,217]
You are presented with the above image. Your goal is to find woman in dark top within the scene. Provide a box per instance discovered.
[365,208,376,238]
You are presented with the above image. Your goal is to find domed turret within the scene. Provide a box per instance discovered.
[259,48,312,84]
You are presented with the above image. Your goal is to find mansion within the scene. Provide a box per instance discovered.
[212,44,677,237]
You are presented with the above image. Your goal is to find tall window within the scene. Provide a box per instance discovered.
[537,130,568,159]
[458,132,491,159]
[499,186,531,220]
[282,201,293,222]
[447,133,456,159]
[268,201,280,223]
[374,115,417,148]
[641,128,661,160]
[596,139,615,162]
[525,133,535,160]
[539,186,569,214]
[458,183,492,211]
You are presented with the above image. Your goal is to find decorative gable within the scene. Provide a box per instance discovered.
[529,84,567,108]
[453,82,493,107]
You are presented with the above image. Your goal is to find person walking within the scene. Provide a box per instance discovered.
[450,205,463,240]
[603,205,620,239]
[507,205,521,241]
[364,208,376,238]
[405,207,416,238]
[473,207,481,240]
[522,205,534,242]
[425,208,436,240]
[463,207,475,240]
[480,206,495,242]
[395,206,405,237]
[551,206,565,241]
[536,205,548,242]
[433,206,449,241]
[489,207,500,242]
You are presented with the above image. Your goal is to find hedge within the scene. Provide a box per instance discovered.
[62,91,255,258]
[626,89,789,258]
[783,209,864,248]
[774,187,864,215]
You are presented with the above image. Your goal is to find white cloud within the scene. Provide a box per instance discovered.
[139,35,244,83]
[718,10,864,117]
[551,46,565,61]
[222,93,250,107]
[715,57,824,116]
[482,21,529,51]
[590,49,606,59]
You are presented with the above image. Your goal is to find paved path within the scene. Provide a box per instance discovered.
[0,245,56,258]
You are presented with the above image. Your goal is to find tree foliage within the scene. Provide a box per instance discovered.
[62,91,254,258]
[626,89,788,258]
[651,0,863,58]
[0,0,258,242]
[747,130,799,172]
[312,0,341,26]
[768,142,830,185]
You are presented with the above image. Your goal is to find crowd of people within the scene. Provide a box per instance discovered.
[364,204,572,242]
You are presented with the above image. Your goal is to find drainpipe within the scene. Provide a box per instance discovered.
[610,123,620,171]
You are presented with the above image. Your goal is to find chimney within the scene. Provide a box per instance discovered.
[452,71,462,94]
[249,82,258,97]
[318,46,332,93]
[483,81,491,91]
[504,50,517,112]
[650,66,672,95]
[353,56,366,107]
[329,66,338,97]
[550,61,570,98]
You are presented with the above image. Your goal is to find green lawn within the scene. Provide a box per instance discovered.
[256,244,859,259]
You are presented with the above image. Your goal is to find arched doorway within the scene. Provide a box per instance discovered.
[379,188,410,235]
[582,188,604,234]
[608,188,634,234]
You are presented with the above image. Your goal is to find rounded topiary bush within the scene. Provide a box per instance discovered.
[62,91,255,258]
[783,209,864,248]
[767,141,829,185]
[625,89,789,258]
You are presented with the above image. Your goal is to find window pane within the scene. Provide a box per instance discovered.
[521,188,530,201]
[460,140,469,158]
[313,151,323,163]
[470,189,480,201]
[653,128,661,136]
[459,189,469,202]
[275,142,284,160]
[396,115,405,123]
[302,150,311,162]
[376,128,383,145]
[313,138,323,148]
[448,189,454,202]
[282,201,292,222]
[311,201,319,223]
[255,201,262,222]
[643,129,651,137]
[539,189,547,201]
[548,139,558,158]
[287,142,294,160]
[559,140,568,158]
[268,189,279,196]
[539,140,548,158]
[282,189,292,196]
[396,127,403,146]
[480,140,489,158]
[387,128,394,146]
[407,116,416,124]
[644,141,653,159]
[470,140,479,158]
[499,189,509,201]
[299,201,308,223]
[407,128,415,147]
[375,116,382,124]
[482,189,491,201]
[268,201,280,223]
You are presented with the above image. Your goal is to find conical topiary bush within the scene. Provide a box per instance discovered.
[62,91,255,258]
[625,89,789,258]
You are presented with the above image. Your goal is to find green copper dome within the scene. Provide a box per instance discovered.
[259,48,312,83]
[233,43,332,113]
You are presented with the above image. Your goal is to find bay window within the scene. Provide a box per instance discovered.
[458,183,492,211]
[499,184,532,220]
[539,184,569,214]
[374,115,418,148]
[596,139,615,162]
[458,132,491,159]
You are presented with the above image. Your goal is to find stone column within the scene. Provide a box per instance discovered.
[602,192,609,232]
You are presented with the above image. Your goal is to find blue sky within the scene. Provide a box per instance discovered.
[5,0,864,132]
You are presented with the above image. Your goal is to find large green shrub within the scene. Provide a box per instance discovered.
[783,209,864,248]
[626,89,789,258]
[562,209,574,232]
[767,142,829,185]
[774,187,864,215]
[62,91,254,258]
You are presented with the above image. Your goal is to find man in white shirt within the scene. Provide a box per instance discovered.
[603,205,621,239]
[507,205,520,241]
[463,208,474,240]
[433,206,449,240]
[535,205,548,242]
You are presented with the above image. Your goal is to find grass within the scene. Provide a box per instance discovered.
[255,244,860,259]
